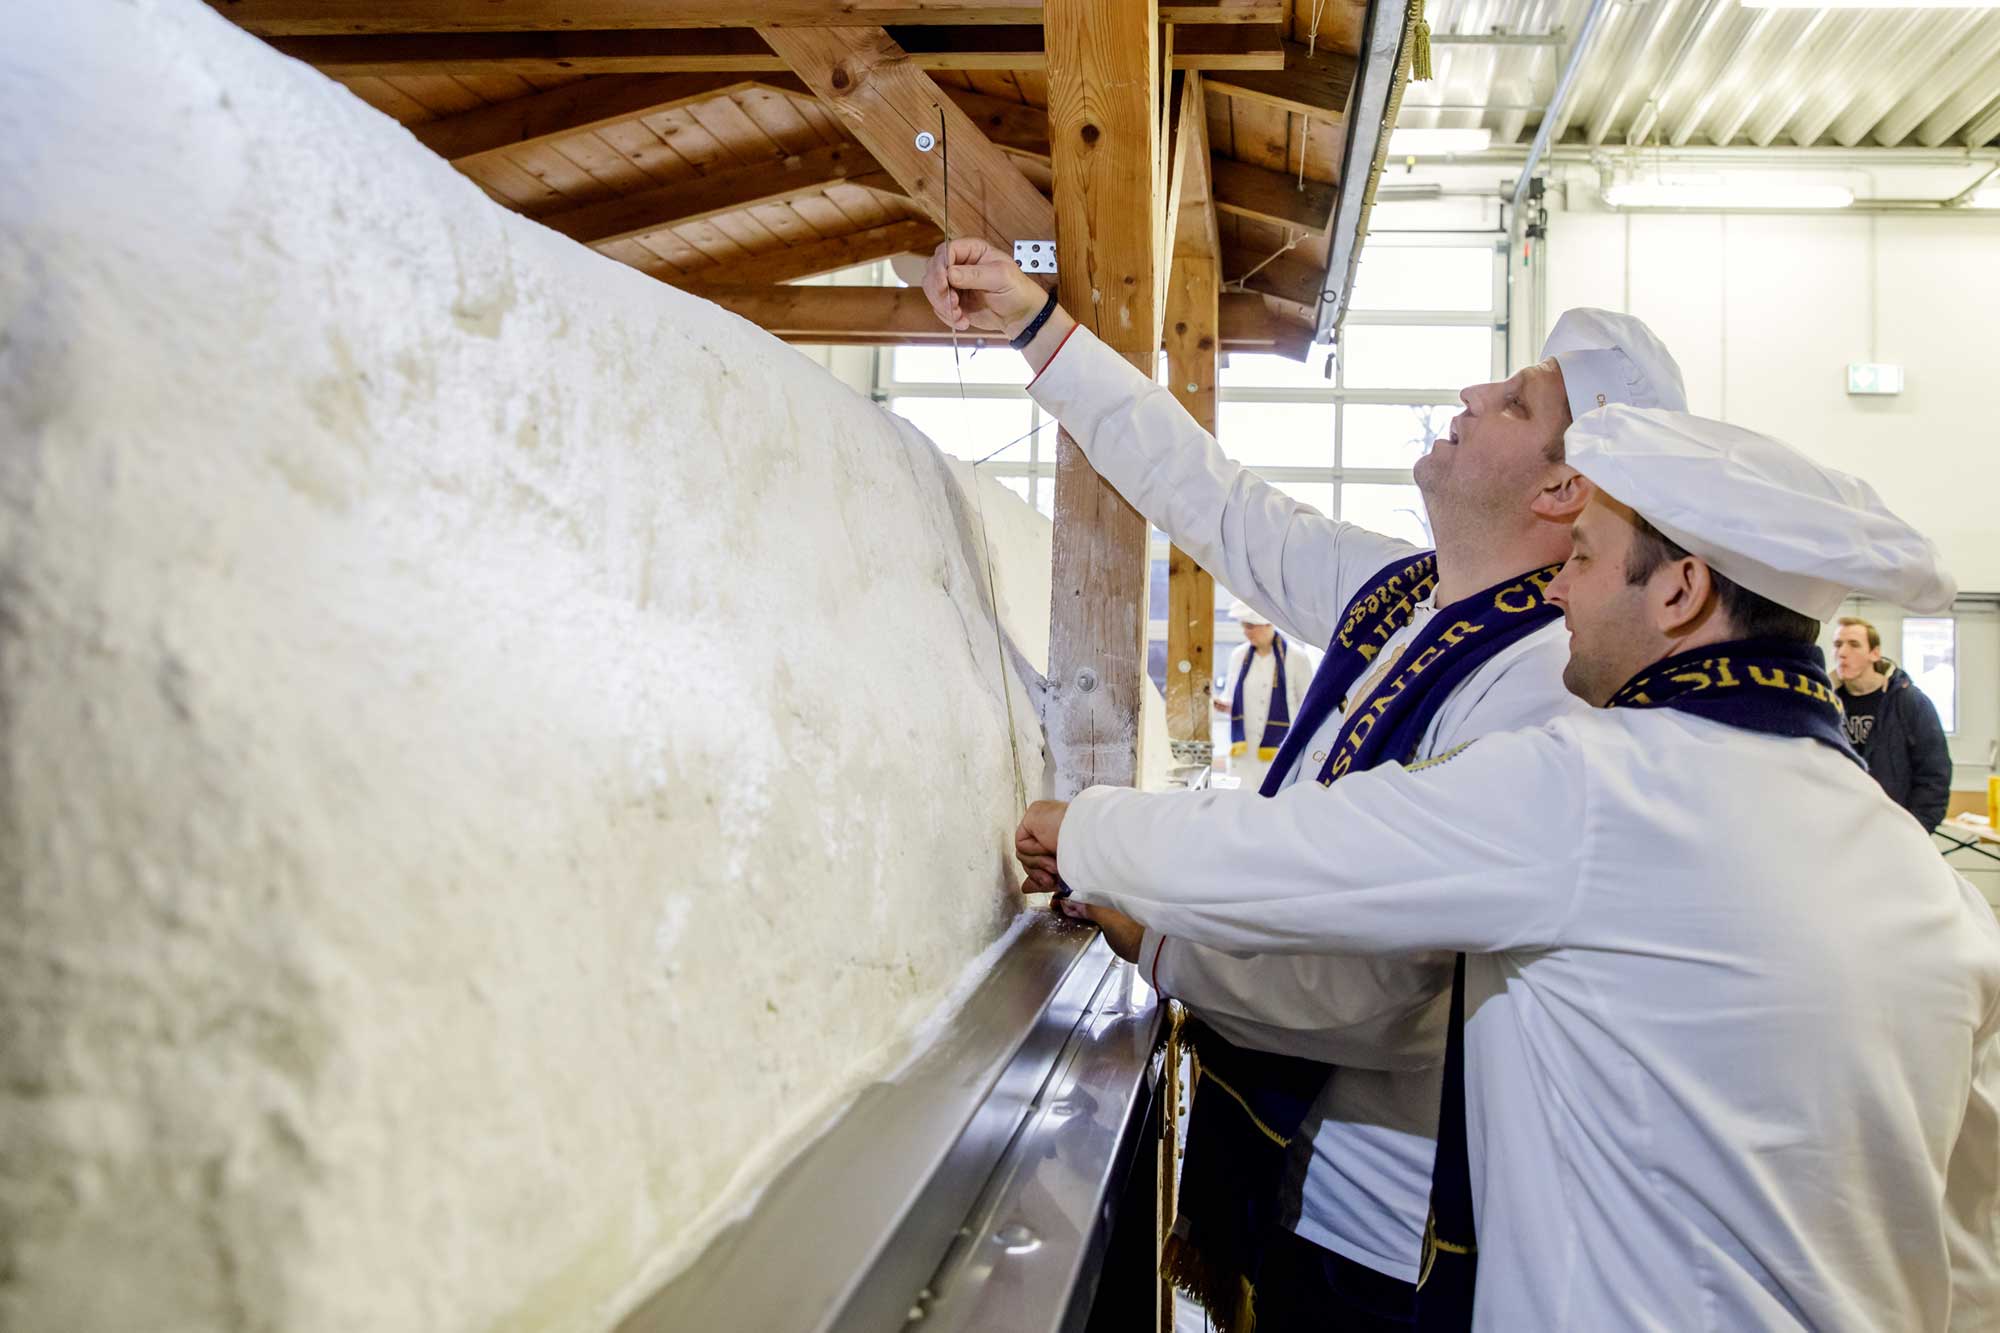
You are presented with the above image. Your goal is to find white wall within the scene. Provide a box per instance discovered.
[1538,188,2000,592]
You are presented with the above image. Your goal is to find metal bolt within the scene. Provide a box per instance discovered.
[1177,659,1192,673]
[996,1222,1042,1253]
[914,130,936,152]
[1075,668,1098,693]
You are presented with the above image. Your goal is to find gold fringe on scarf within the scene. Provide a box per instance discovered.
[1159,1043,1260,1333]
[1162,1224,1258,1333]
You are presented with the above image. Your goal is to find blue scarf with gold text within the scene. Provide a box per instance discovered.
[1229,633,1292,761]
[1166,552,1565,1333]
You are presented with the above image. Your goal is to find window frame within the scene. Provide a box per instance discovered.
[867,234,1510,688]
[1900,614,1960,736]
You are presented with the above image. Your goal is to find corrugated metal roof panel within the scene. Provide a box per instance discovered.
[1396,0,2000,150]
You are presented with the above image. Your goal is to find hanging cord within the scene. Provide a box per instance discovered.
[1225,228,1306,293]
[1306,0,1327,58]
[940,104,1030,818]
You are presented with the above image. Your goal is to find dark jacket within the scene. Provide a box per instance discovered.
[1839,659,1953,832]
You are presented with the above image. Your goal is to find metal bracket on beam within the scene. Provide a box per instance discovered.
[1014,240,1058,273]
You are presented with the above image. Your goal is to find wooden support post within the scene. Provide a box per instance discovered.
[1162,256,1219,746]
[1045,0,1158,802]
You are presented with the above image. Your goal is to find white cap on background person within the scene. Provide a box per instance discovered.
[1566,406,1956,620]
[1228,598,1271,625]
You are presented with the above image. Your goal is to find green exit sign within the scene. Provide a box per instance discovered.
[1846,363,1904,396]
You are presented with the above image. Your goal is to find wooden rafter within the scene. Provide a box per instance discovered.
[1161,253,1219,746]
[696,287,1303,349]
[215,0,1280,34]
[679,220,943,290]
[538,141,901,248]
[1211,156,1336,230]
[1045,0,1160,799]
[271,25,1283,75]
[757,26,1052,253]
[404,74,1049,171]
[1223,242,1321,306]
[409,72,770,165]
[1205,37,1358,118]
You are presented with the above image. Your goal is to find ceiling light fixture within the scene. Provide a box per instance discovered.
[1740,0,1999,9]
[1387,127,1494,155]
[1602,181,1856,210]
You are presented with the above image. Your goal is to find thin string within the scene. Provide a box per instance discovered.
[1226,228,1306,292]
[941,104,1030,817]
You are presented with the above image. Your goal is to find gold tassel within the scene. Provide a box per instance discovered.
[1411,0,1434,82]
[1161,1232,1259,1333]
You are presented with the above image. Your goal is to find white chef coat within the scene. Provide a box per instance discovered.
[1221,638,1316,791]
[1030,322,1585,1280]
[1061,707,2000,1332]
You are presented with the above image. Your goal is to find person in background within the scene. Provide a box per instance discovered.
[1215,599,1316,791]
[1833,615,1953,832]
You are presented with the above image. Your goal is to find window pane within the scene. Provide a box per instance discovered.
[1220,346,1336,389]
[891,344,1031,386]
[998,476,1032,506]
[889,396,1033,462]
[1218,401,1335,468]
[1264,477,1335,518]
[1343,403,1456,469]
[1034,482,1056,520]
[1341,482,1433,548]
[1349,246,1494,312]
[1149,557,1170,620]
[1339,325,1491,391]
[1901,617,1957,733]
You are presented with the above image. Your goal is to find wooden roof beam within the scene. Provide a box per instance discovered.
[538,141,902,248]
[1222,242,1322,307]
[216,0,1280,34]
[405,74,1048,171]
[677,220,944,292]
[757,26,1052,253]
[271,25,1283,76]
[410,72,773,166]
[691,285,1304,351]
[1211,156,1336,231]
[1205,37,1358,118]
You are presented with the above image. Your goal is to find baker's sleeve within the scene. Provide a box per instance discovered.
[1060,720,1590,956]
[1028,325,1419,648]
[1142,929,1448,1070]
[1946,996,2000,1331]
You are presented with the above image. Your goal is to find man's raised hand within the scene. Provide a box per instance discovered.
[921,237,1046,338]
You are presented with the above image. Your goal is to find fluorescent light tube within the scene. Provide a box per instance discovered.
[1387,128,1494,155]
[1602,182,1856,210]
[1741,0,1998,9]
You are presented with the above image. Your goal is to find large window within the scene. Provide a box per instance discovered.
[1903,616,1958,734]
[872,236,1508,696]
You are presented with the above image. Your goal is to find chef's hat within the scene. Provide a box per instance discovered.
[1566,406,1955,620]
[1542,308,1688,424]
[1228,598,1271,625]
